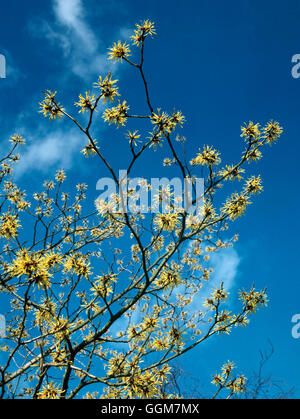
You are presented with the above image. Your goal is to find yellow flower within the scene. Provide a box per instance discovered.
[153,212,180,232]
[81,140,98,158]
[151,109,176,134]
[169,326,184,344]
[170,110,185,127]
[212,374,223,386]
[163,158,173,167]
[263,120,283,144]
[221,193,250,220]
[191,145,221,166]
[148,131,164,150]
[212,362,247,395]
[35,298,57,325]
[37,382,63,399]
[108,41,131,62]
[151,336,170,351]
[230,375,247,393]
[42,251,63,271]
[0,212,20,240]
[153,185,173,209]
[203,297,215,311]
[239,288,268,314]
[131,20,156,47]
[244,175,263,194]
[49,316,72,341]
[143,315,158,330]
[55,169,66,183]
[127,325,141,340]
[103,101,130,128]
[200,200,216,220]
[126,130,141,146]
[212,287,229,303]
[9,134,26,145]
[75,92,95,113]
[94,73,119,104]
[243,147,262,162]
[241,121,261,141]
[153,267,181,290]
[91,273,117,298]
[63,254,92,278]
[107,354,126,376]
[9,249,52,288]
[39,90,64,120]
[220,165,245,181]
[221,361,235,377]
[51,345,68,367]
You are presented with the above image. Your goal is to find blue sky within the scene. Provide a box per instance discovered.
[0,0,300,397]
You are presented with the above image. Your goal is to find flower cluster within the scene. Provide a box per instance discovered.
[94,73,119,104]
[103,101,130,128]
[221,192,251,221]
[75,92,96,113]
[212,361,246,397]
[190,145,221,166]
[37,382,63,399]
[63,253,92,279]
[151,109,185,135]
[9,134,26,146]
[0,211,20,240]
[39,90,64,120]
[91,273,118,298]
[108,41,131,62]
[8,249,53,288]
[131,20,156,47]
[153,267,182,290]
[153,212,181,232]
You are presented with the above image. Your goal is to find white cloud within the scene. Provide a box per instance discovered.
[174,246,241,318]
[208,247,240,292]
[108,247,240,343]
[30,20,72,57]
[17,0,116,179]
[29,0,113,81]
[54,0,83,27]
[53,0,98,54]
[14,127,83,178]
[52,0,110,79]
[199,247,240,302]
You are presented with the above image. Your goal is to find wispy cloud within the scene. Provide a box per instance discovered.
[208,247,240,292]
[23,0,132,176]
[109,247,240,342]
[14,126,83,178]
[53,0,97,50]
[194,247,240,307]
[29,0,111,81]
[174,246,241,318]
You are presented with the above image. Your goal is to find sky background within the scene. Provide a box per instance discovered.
[0,0,300,397]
